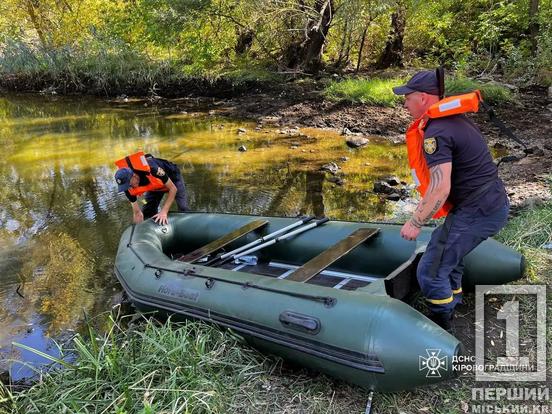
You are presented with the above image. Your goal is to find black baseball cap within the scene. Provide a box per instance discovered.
[393,70,440,96]
[115,168,133,192]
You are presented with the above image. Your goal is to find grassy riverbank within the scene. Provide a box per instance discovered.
[0,38,521,104]
[1,315,365,414]
[2,197,550,414]
[323,76,515,106]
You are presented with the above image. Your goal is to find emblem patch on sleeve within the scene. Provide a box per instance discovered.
[157,167,166,176]
[423,137,437,154]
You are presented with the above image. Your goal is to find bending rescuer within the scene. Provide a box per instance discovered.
[114,152,189,225]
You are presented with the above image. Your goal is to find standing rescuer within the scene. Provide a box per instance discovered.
[393,69,509,331]
[114,151,189,226]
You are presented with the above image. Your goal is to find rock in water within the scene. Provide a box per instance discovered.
[327,176,344,186]
[320,162,340,175]
[383,176,401,186]
[346,136,369,148]
[373,181,395,194]
[385,193,401,201]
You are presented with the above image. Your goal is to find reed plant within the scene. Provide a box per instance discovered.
[11,315,261,413]
[0,39,228,95]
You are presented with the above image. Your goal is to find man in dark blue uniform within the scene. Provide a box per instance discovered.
[115,155,189,225]
[393,71,509,331]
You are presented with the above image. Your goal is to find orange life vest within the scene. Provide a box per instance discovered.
[115,151,168,197]
[405,91,482,218]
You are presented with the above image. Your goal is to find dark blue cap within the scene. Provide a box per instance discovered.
[115,168,133,192]
[393,70,440,96]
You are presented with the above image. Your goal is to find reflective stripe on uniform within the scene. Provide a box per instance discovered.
[426,295,453,305]
[438,98,461,113]
[452,287,463,294]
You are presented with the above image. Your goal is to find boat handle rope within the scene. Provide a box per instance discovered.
[142,263,338,308]
[126,225,337,308]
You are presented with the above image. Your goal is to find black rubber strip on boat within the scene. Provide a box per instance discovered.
[114,266,385,374]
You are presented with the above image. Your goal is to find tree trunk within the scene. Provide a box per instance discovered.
[376,3,406,69]
[356,2,374,73]
[235,28,254,55]
[529,0,539,57]
[25,0,49,49]
[284,0,335,73]
[343,29,353,66]
[356,25,369,73]
[334,19,349,68]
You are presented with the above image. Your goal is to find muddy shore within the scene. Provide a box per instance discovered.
[162,84,552,209]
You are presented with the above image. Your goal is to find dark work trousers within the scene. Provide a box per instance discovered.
[417,201,509,314]
[142,179,189,219]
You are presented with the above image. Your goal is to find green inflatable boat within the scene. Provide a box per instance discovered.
[114,213,524,392]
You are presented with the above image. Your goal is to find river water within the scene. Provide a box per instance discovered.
[0,93,410,380]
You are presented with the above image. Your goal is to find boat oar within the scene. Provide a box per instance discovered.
[229,217,330,263]
[220,216,315,259]
[206,216,315,266]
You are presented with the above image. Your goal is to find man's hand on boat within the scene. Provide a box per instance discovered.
[151,179,177,226]
[400,219,421,241]
[153,211,169,226]
[132,203,144,224]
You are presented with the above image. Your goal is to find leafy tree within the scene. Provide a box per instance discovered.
[0,0,550,86]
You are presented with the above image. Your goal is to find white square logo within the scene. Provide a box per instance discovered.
[475,285,547,381]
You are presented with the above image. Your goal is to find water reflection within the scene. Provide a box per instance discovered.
[0,93,410,379]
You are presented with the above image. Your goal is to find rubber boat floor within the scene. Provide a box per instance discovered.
[208,260,373,291]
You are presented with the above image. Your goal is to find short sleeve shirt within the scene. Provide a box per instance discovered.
[422,114,507,213]
[124,157,180,202]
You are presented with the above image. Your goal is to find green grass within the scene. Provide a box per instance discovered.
[324,77,405,106]
[445,77,514,105]
[324,76,515,107]
[496,199,552,282]
[222,63,285,85]
[3,314,364,413]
